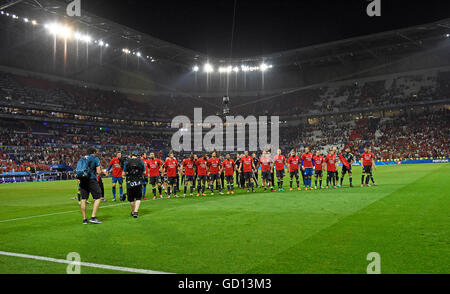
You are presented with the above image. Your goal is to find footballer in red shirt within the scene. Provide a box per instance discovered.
[258,151,274,192]
[339,147,355,187]
[324,150,338,188]
[164,152,179,197]
[182,154,196,196]
[195,154,209,196]
[273,149,286,191]
[288,150,301,191]
[207,151,223,195]
[147,152,163,199]
[222,154,236,194]
[313,151,324,189]
[239,151,256,193]
[141,153,149,199]
[301,147,315,189]
[107,152,123,201]
[361,146,377,187]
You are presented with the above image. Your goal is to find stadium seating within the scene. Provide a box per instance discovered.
[0,68,449,174]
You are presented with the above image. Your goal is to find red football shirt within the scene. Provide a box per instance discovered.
[141,158,149,174]
[324,154,337,172]
[147,158,162,177]
[273,155,286,171]
[109,157,123,178]
[313,156,324,171]
[258,156,272,171]
[301,152,314,168]
[241,156,254,172]
[182,158,195,176]
[164,158,179,177]
[288,156,300,172]
[361,152,375,166]
[207,157,221,174]
[195,158,208,176]
[222,159,236,176]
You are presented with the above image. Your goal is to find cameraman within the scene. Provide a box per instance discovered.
[122,151,146,218]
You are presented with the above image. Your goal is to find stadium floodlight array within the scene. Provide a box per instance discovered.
[194,63,273,73]
[0,10,159,62]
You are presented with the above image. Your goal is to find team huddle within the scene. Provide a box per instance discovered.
[75,146,377,223]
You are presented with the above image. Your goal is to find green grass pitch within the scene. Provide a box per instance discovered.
[0,163,449,274]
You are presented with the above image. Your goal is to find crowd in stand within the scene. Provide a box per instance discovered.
[1,107,448,174]
[0,68,449,174]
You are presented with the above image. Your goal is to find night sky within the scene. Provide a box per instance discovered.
[83,0,450,58]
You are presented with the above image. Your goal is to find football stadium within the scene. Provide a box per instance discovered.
[0,0,449,280]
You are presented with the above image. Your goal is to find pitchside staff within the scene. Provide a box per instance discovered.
[76,147,103,224]
[122,151,146,218]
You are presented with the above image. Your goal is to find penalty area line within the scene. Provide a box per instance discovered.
[0,251,173,274]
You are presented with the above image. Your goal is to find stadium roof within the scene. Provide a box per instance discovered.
[2,0,450,69]
[1,0,208,68]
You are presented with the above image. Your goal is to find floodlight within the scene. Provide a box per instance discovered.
[82,35,92,43]
[204,63,213,73]
[260,63,269,72]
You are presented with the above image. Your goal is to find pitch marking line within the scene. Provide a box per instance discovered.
[0,201,133,223]
[0,251,173,274]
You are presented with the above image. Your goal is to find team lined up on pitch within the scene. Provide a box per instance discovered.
[75,146,377,224]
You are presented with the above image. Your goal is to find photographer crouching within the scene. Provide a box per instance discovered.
[122,151,146,218]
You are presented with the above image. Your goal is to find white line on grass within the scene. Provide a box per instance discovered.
[0,201,130,223]
[0,251,173,274]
